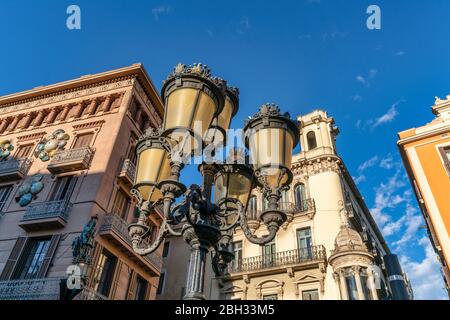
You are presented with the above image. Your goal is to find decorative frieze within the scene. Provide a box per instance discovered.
[292,156,342,176]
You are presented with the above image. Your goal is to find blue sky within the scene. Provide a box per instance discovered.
[1,0,449,299]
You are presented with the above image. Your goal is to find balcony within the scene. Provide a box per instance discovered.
[19,199,72,232]
[0,278,62,300]
[297,146,335,160]
[98,213,163,276]
[47,147,94,174]
[0,158,32,182]
[228,246,327,277]
[118,159,136,188]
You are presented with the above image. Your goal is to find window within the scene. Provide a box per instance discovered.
[50,176,77,201]
[112,189,131,219]
[73,132,94,149]
[302,289,319,300]
[162,241,170,258]
[306,131,317,150]
[294,183,306,210]
[297,228,312,259]
[232,241,243,265]
[360,268,372,300]
[280,189,290,211]
[262,197,269,210]
[0,185,13,213]
[263,241,276,268]
[14,144,34,159]
[134,276,148,300]
[263,294,278,300]
[157,273,165,295]
[93,250,117,297]
[438,145,450,175]
[13,238,51,280]
[247,196,258,220]
[344,268,359,300]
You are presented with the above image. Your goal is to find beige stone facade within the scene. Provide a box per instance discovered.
[0,64,164,300]
[160,110,411,300]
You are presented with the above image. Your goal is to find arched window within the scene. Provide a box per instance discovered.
[306,131,317,150]
[248,196,258,220]
[280,189,290,211]
[294,183,306,210]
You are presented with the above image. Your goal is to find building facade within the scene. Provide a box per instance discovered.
[398,96,450,295]
[0,64,165,300]
[160,110,412,300]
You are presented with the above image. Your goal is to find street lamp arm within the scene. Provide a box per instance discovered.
[239,205,278,245]
[130,220,170,256]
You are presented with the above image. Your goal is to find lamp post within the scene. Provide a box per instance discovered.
[128,63,300,300]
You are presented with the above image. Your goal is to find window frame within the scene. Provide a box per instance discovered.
[437,144,450,176]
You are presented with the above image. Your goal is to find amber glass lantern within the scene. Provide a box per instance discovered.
[244,103,299,190]
[161,63,225,155]
[134,128,171,203]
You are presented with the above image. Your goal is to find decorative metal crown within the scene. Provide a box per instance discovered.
[163,63,226,90]
[138,126,163,143]
[245,103,292,125]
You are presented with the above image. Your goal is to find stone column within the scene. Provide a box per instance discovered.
[72,102,85,119]
[32,110,46,127]
[45,108,59,124]
[353,266,365,300]
[332,272,342,300]
[338,269,349,300]
[19,113,33,129]
[7,115,22,132]
[85,99,98,115]
[0,119,9,133]
[59,104,71,121]
[368,270,379,300]
[100,96,113,112]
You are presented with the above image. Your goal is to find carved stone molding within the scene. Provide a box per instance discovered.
[0,77,135,115]
[292,156,342,176]
[17,132,46,142]
[73,120,105,131]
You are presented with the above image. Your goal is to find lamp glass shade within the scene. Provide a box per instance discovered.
[217,96,234,131]
[248,127,294,188]
[163,88,217,152]
[214,170,252,210]
[135,147,171,203]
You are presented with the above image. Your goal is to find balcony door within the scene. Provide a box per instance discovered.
[294,183,306,210]
[263,241,276,268]
[92,250,117,298]
[72,132,94,149]
[0,185,13,213]
[296,227,312,260]
[49,176,77,202]
[232,241,242,271]
[247,196,257,220]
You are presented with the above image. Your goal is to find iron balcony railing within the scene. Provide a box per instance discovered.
[22,199,73,222]
[119,159,136,183]
[47,147,94,173]
[229,245,327,273]
[246,199,315,220]
[0,278,62,300]
[0,158,32,180]
[99,213,163,272]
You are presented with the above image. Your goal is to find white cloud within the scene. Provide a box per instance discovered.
[152,5,172,21]
[400,237,448,299]
[372,100,403,128]
[394,51,406,57]
[358,156,379,172]
[380,154,395,169]
[356,69,377,87]
[351,94,363,102]
[353,174,366,185]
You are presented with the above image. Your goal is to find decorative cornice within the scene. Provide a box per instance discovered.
[292,156,342,176]
[17,132,46,142]
[0,76,135,115]
[72,120,105,131]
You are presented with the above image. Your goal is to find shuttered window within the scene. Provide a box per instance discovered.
[49,176,77,201]
[112,189,131,219]
[9,235,60,280]
[135,276,148,300]
[92,250,117,297]
[0,185,13,213]
[73,132,94,149]
[0,237,27,280]
[15,144,34,159]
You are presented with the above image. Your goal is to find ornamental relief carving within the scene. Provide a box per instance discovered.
[0,76,135,115]
[330,254,373,270]
[292,157,342,176]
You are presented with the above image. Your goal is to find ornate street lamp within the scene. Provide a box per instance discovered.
[128,63,300,300]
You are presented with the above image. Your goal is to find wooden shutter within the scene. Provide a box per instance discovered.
[126,271,138,300]
[36,234,61,278]
[15,144,34,159]
[0,185,13,212]
[86,242,102,288]
[109,260,122,299]
[50,176,77,201]
[0,237,27,280]
[73,133,94,149]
